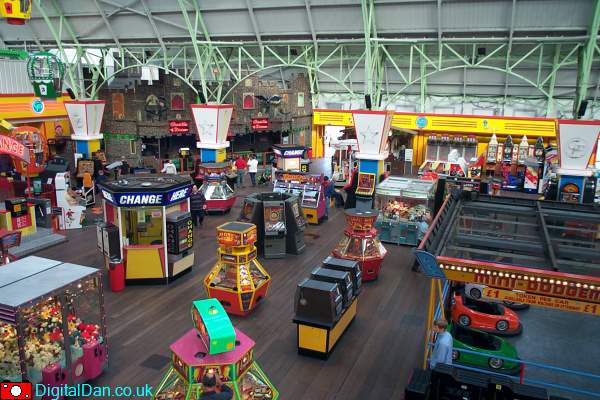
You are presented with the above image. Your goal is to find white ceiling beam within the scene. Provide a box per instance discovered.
[79,0,139,38]
[92,0,122,50]
[304,0,318,49]
[139,0,167,55]
[245,0,263,47]
[97,0,188,33]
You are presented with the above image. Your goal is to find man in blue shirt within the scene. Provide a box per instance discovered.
[430,319,453,369]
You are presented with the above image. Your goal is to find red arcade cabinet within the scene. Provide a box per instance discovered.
[332,208,387,281]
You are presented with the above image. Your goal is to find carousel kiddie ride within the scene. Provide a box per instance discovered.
[332,208,387,281]
[152,298,279,400]
[204,222,272,316]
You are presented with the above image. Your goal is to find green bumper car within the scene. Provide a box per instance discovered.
[449,323,521,375]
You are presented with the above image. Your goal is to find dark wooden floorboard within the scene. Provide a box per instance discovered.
[34,183,429,399]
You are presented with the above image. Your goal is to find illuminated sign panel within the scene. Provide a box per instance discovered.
[438,256,600,304]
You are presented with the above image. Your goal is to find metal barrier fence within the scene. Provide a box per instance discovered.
[428,281,600,399]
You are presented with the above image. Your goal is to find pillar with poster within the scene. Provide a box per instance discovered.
[152,299,279,400]
[351,110,393,210]
[64,100,105,164]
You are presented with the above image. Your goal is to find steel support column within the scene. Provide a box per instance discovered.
[574,0,600,117]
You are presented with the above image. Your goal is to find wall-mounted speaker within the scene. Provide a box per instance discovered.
[365,94,372,110]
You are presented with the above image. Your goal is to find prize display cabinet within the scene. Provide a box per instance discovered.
[332,208,387,281]
[204,222,272,316]
[197,163,237,213]
[0,256,107,387]
[374,177,436,246]
[153,299,279,400]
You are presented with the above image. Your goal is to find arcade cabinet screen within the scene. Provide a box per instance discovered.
[166,217,193,254]
[264,205,285,232]
[356,173,376,195]
[302,189,319,207]
[274,181,288,193]
[241,201,255,221]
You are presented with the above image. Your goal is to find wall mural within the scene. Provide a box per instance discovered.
[112,92,125,120]
[145,94,168,121]
[170,92,185,111]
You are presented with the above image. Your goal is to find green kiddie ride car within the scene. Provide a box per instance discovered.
[449,323,521,375]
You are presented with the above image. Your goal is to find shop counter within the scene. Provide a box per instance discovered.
[124,244,166,282]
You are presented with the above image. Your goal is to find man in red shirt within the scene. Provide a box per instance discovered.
[234,155,247,187]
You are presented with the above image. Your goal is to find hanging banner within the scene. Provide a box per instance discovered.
[64,100,105,140]
[556,120,600,171]
[483,287,600,316]
[352,110,393,160]
[190,104,233,148]
[0,135,30,163]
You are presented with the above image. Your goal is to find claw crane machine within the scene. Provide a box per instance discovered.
[152,299,279,400]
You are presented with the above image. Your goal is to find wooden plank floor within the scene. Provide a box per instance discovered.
[34,185,429,399]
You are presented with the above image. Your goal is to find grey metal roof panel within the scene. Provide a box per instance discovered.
[0,256,63,288]
[0,258,100,309]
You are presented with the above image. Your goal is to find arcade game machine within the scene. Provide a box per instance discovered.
[98,175,194,285]
[55,171,86,230]
[197,163,236,213]
[263,195,286,258]
[332,208,387,281]
[152,299,279,400]
[273,171,326,224]
[204,222,272,316]
[322,256,362,296]
[0,256,107,387]
[284,194,306,254]
[355,172,376,210]
[293,273,357,359]
[238,192,306,256]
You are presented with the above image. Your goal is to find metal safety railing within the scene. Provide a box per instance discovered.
[428,288,600,399]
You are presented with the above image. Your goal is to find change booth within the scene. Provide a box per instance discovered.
[97,175,194,285]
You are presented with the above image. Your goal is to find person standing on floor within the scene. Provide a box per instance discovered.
[247,154,259,187]
[161,159,177,174]
[323,176,336,218]
[189,185,206,228]
[430,319,453,369]
[234,155,247,188]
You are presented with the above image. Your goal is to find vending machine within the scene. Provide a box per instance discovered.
[262,199,286,258]
[166,211,193,255]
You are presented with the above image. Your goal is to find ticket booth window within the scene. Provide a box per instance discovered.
[122,207,163,246]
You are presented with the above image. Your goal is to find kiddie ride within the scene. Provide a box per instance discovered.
[204,222,272,316]
[153,299,279,400]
